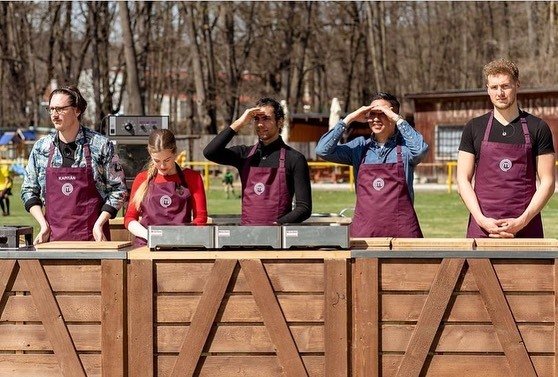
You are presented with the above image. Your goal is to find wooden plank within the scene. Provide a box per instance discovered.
[128,259,153,377]
[382,323,553,353]
[0,324,100,351]
[101,260,125,377]
[475,238,558,250]
[0,354,101,377]
[468,258,537,377]
[382,293,554,322]
[353,258,378,377]
[18,260,86,377]
[156,261,325,293]
[130,248,350,260]
[395,258,465,377]
[156,294,324,323]
[11,263,101,292]
[240,259,308,376]
[34,241,131,249]
[381,260,554,291]
[350,237,392,250]
[170,259,236,377]
[1,295,100,322]
[391,238,474,251]
[324,259,348,377]
[159,355,325,377]
[156,325,324,353]
[383,355,553,377]
[0,260,17,318]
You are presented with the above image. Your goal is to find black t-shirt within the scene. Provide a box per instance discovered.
[58,140,78,167]
[459,111,555,161]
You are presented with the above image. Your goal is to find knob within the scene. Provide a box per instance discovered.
[124,122,134,135]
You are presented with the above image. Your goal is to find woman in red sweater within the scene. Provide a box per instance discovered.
[125,129,207,246]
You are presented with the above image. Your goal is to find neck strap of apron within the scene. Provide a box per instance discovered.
[484,111,530,144]
[48,126,91,166]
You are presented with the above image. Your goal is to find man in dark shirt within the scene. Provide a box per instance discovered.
[457,59,555,238]
[203,97,312,224]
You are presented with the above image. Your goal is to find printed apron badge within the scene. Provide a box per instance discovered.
[254,182,265,195]
[61,183,74,196]
[499,158,512,172]
[372,178,385,191]
[160,195,172,208]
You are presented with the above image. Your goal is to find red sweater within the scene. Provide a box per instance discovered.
[124,168,207,228]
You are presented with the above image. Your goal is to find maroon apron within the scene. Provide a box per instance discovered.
[350,145,423,238]
[45,141,110,241]
[240,145,292,225]
[466,112,543,238]
[136,166,192,246]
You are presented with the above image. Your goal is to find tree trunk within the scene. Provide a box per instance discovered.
[118,1,143,115]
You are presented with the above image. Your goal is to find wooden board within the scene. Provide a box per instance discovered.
[35,241,131,250]
[475,238,558,250]
[155,294,324,323]
[350,237,392,250]
[391,238,474,251]
[382,355,552,377]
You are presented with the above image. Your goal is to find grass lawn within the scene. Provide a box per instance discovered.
[3,177,558,238]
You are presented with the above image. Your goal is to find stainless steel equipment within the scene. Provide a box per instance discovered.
[148,225,214,250]
[0,226,33,249]
[108,115,168,137]
[107,115,169,189]
[215,225,282,249]
[282,224,349,249]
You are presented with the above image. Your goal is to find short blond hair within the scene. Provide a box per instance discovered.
[483,58,519,83]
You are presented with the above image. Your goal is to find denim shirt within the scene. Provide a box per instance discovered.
[21,127,128,217]
[315,119,429,201]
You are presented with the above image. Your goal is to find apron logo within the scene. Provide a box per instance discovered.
[254,182,265,195]
[160,195,172,208]
[61,183,74,196]
[499,159,512,172]
[372,178,385,191]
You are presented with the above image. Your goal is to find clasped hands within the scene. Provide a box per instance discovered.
[480,217,526,238]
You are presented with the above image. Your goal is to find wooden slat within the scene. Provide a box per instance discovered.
[170,259,237,377]
[382,324,553,353]
[382,355,553,377]
[396,258,465,377]
[1,295,100,322]
[0,260,17,318]
[159,355,325,377]
[128,259,153,377]
[381,260,554,291]
[324,259,348,377]
[156,261,325,293]
[474,238,558,250]
[156,294,324,323]
[240,259,308,376]
[350,237,392,250]
[468,258,537,377]
[382,293,554,322]
[0,324,100,351]
[0,354,101,377]
[391,238,474,251]
[353,258,378,377]
[11,263,101,292]
[34,241,131,249]
[156,325,324,353]
[101,260,125,377]
[18,260,86,377]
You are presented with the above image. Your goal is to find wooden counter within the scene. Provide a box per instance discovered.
[0,245,130,377]
[127,247,351,377]
[2,238,558,376]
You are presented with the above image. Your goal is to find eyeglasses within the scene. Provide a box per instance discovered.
[45,105,74,115]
